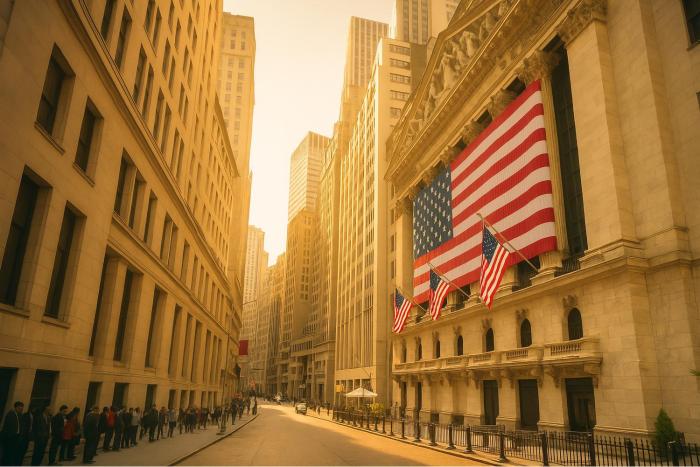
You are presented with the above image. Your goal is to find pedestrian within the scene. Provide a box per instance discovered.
[178,408,185,434]
[130,407,141,446]
[252,399,258,416]
[102,406,115,451]
[238,403,243,420]
[48,405,67,466]
[157,407,167,439]
[31,405,51,466]
[111,407,123,451]
[1,401,24,466]
[59,408,76,461]
[168,407,176,437]
[147,405,158,441]
[120,409,130,448]
[83,406,100,464]
[16,401,34,465]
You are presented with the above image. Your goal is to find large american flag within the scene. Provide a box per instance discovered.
[480,227,511,308]
[428,269,449,320]
[412,81,557,303]
[392,289,412,333]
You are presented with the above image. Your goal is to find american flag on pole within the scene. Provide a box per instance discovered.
[428,269,449,320]
[480,227,511,308]
[392,289,412,333]
[412,81,557,303]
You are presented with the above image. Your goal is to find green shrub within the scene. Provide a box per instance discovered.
[654,408,677,456]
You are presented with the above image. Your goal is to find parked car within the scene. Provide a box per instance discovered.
[295,402,307,415]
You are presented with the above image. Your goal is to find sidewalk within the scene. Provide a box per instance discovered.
[305,410,537,466]
[60,413,258,466]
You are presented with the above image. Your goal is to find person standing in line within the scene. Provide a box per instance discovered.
[147,405,158,441]
[168,407,176,438]
[120,409,130,448]
[157,407,166,439]
[130,408,141,446]
[1,401,24,466]
[82,406,99,464]
[177,408,185,435]
[67,407,80,460]
[48,405,67,466]
[59,408,76,462]
[101,407,115,452]
[31,405,51,466]
[111,407,123,452]
[17,403,34,465]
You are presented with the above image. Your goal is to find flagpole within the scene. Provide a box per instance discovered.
[476,212,540,273]
[426,262,471,299]
[397,286,428,313]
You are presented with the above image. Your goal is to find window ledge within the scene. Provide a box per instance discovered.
[34,122,65,154]
[72,162,96,187]
[0,303,31,319]
[41,315,70,329]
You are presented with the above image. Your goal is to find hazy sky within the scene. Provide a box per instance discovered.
[222,0,394,264]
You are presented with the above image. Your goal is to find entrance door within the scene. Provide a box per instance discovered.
[85,382,101,414]
[483,380,499,425]
[113,383,128,408]
[565,378,596,432]
[29,370,57,413]
[518,379,540,430]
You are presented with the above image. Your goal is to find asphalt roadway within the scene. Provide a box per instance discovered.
[182,404,487,465]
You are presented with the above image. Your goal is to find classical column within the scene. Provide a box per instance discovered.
[557,0,638,264]
[487,89,518,118]
[517,51,566,282]
[394,194,414,293]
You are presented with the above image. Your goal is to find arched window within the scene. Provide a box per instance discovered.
[485,328,495,352]
[520,319,532,347]
[401,344,407,363]
[435,340,441,358]
[456,335,464,356]
[568,308,583,340]
[416,340,422,361]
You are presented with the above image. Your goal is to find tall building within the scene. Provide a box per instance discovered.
[239,225,267,391]
[218,13,256,334]
[386,0,700,440]
[0,0,247,413]
[263,254,285,396]
[334,38,426,406]
[287,132,329,222]
[342,17,389,92]
[389,0,459,45]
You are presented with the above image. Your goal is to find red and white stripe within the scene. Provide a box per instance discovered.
[393,298,412,333]
[479,242,511,308]
[428,276,449,321]
[413,81,557,303]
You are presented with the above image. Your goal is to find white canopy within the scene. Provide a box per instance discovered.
[345,387,378,398]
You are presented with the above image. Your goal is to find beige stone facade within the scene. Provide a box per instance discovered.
[0,0,247,414]
[386,0,700,440]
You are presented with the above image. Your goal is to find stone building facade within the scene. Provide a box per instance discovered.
[0,0,247,415]
[386,0,700,440]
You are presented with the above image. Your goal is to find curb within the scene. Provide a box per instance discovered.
[307,413,521,466]
[169,413,259,465]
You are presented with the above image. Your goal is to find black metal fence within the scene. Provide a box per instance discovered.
[330,410,700,466]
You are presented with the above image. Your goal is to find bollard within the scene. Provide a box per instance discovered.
[374,415,378,431]
[498,431,507,462]
[668,441,680,466]
[540,432,549,466]
[447,424,455,450]
[624,439,635,466]
[389,417,394,437]
[414,420,421,442]
[587,433,596,466]
[465,426,473,453]
[401,419,406,439]
[429,423,437,446]
[382,416,386,434]
[366,414,371,430]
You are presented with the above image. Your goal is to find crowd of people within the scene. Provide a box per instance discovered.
[0,396,258,466]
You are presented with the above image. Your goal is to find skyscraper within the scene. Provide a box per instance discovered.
[389,0,459,45]
[287,132,330,221]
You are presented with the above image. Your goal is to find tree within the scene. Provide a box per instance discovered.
[654,408,677,456]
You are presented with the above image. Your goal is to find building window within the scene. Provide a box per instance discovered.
[683,0,700,44]
[401,343,407,363]
[114,9,131,68]
[141,67,154,119]
[390,90,410,101]
[390,107,402,118]
[416,339,422,361]
[520,319,532,347]
[390,73,411,84]
[567,308,583,340]
[144,287,162,367]
[456,335,464,356]
[74,101,99,173]
[143,192,157,245]
[552,52,587,258]
[485,328,495,352]
[44,206,79,319]
[29,370,57,414]
[434,339,441,358]
[0,175,40,306]
[37,47,72,136]
[113,157,129,215]
[132,48,147,103]
[89,256,108,356]
[390,44,411,55]
[390,58,410,69]
[100,0,116,40]
[113,269,134,361]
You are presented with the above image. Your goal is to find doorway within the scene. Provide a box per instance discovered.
[482,380,499,425]
[29,370,58,413]
[0,368,16,417]
[85,382,101,414]
[518,379,540,430]
[565,378,596,432]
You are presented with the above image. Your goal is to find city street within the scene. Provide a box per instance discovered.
[182,404,483,465]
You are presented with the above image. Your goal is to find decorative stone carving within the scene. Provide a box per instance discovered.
[558,0,607,45]
[516,50,561,85]
[481,318,492,330]
[487,89,518,117]
[438,47,459,100]
[396,197,412,217]
[516,308,529,321]
[422,165,440,186]
[439,146,460,167]
[461,121,485,146]
[562,294,578,311]
[453,325,462,336]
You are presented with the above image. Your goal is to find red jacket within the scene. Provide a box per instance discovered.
[62,417,76,441]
